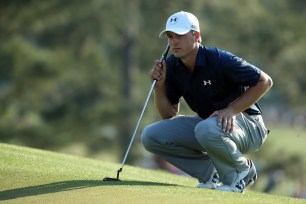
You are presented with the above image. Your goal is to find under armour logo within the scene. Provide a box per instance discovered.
[190,25,198,30]
[203,80,212,86]
[169,17,178,24]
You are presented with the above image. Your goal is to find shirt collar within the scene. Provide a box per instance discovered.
[175,44,207,70]
[194,45,207,68]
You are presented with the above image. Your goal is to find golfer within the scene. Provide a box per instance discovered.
[141,11,273,193]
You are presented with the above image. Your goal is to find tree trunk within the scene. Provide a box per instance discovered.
[120,0,139,164]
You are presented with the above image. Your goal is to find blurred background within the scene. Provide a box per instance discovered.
[0,0,305,199]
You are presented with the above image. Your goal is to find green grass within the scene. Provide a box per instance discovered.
[0,143,305,204]
[265,125,306,158]
[250,124,306,196]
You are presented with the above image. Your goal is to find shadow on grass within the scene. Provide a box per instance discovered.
[0,180,179,200]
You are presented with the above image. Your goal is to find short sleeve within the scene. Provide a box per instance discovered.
[220,51,261,87]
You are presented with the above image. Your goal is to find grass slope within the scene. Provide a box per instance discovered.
[0,143,305,204]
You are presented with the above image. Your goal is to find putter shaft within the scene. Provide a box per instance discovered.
[104,43,170,181]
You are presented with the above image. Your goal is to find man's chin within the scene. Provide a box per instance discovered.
[173,53,182,58]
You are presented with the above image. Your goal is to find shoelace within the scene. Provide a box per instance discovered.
[235,179,246,190]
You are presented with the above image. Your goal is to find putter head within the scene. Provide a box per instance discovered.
[103,177,121,182]
[103,168,122,182]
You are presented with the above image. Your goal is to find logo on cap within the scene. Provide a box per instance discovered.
[169,17,178,24]
[191,25,198,30]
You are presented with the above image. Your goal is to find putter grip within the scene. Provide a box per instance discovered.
[160,43,170,62]
[154,43,170,83]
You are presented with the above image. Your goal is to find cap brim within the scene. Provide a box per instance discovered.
[159,28,191,38]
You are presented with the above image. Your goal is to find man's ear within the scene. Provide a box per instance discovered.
[195,32,202,43]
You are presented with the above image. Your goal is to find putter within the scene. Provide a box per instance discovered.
[103,43,170,182]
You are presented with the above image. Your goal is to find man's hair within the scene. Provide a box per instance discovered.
[192,30,202,43]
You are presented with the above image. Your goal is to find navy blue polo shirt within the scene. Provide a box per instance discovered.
[165,45,262,119]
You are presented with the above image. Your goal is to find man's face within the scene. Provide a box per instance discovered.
[166,31,197,59]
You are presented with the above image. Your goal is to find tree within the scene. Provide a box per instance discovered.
[1,0,306,160]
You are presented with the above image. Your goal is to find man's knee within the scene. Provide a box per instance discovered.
[194,117,222,146]
[141,124,159,152]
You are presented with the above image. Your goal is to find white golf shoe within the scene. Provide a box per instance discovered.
[217,160,257,193]
[197,171,221,189]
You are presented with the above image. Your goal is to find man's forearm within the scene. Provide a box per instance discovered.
[229,71,273,115]
[154,86,179,119]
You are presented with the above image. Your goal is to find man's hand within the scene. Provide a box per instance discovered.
[149,59,167,87]
[209,107,237,133]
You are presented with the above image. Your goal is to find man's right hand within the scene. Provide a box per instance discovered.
[149,59,167,87]
[149,58,179,118]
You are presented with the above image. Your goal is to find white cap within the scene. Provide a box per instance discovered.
[159,11,200,38]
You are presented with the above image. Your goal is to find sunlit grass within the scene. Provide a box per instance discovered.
[265,125,306,158]
[1,143,305,204]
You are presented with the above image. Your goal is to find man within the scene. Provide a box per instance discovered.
[140,11,272,193]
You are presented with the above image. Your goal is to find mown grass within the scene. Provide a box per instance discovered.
[264,125,306,158]
[0,143,305,204]
[249,124,306,196]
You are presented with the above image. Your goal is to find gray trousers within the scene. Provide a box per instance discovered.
[140,113,268,185]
